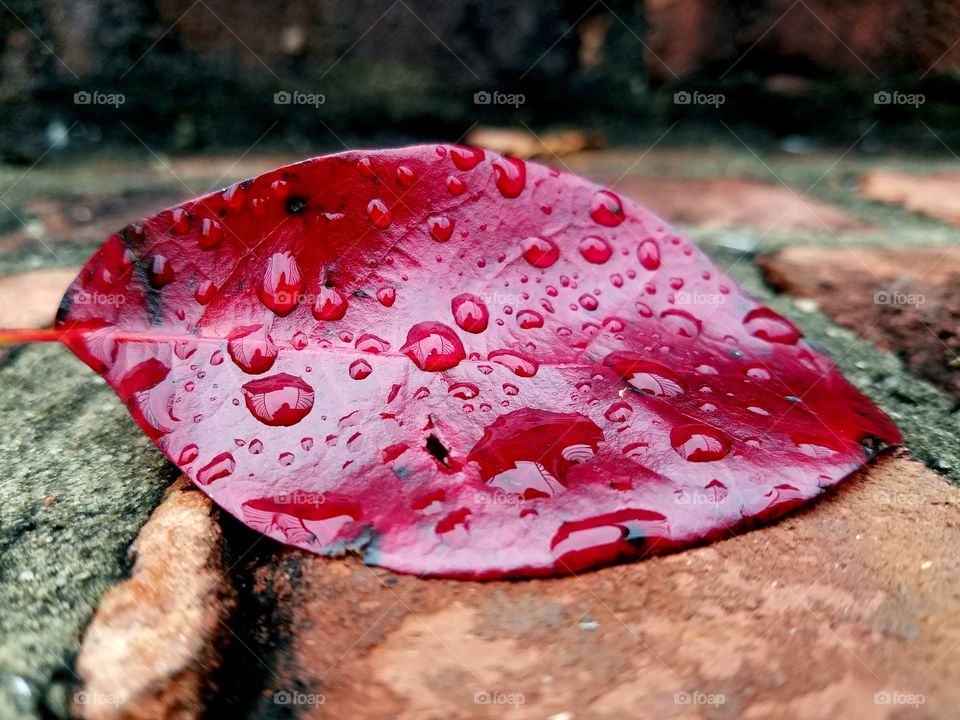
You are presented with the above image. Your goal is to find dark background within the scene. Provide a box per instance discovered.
[2,0,959,161]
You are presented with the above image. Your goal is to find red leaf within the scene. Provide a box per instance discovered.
[49,144,899,578]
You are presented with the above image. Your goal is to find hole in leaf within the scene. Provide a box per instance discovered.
[425,434,450,465]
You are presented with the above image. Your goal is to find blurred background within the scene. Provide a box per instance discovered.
[2,0,959,158]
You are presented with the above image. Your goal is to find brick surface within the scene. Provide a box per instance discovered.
[760,245,960,397]
[861,171,960,227]
[235,456,960,720]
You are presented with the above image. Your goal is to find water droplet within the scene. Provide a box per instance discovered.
[355,334,390,353]
[520,236,559,268]
[604,402,632,423]
[241,373,315,426]
[396,165,416,187]
[451,293,489,333]
[660,309,701,338]
[171,207,190,234]
[376,286,396,307]
[312,286,348,321]
[197,452,236,485]
[401,322,466,371]
[502,383,519,396]
[367,198,392,228]
[148,255,174,288]
[448,382,479,400]
[248,439,264,454]
[488,349,539,377]
[199,218,223,249]
[428,215,454,242]
[670,424,730,462]
[579,294,599,311]
[637,239,661,270]
[228,324,279,374]
[195,280,217,305]
[349,359,373,380]
[278,452,295,466]
[446,175,466,195]
[492,156,526,198]
[258,252,303,316]
[579,235,613,264]
[450,145,485,170]
[589,189,625,226]
[178,444,199,464]
[516,309,544,329]
[222,183,244,209]
[604,353,685,397]
[743,307,802,344]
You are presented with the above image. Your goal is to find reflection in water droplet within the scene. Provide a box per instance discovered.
[228,324,279,374]
[312,286,349,321]
[468,409,603,499]
[589,190,625,226]
[367,198,392,228]
[448,382,479,400]
[637,239,661,270]
[743,307,801,344]
[241,373,315,426]
[604,402,632,423]
[660,309,701,338]
[258,252,303,317]
[451,293,489,333]
[197,452,235,485]
[401,322,466,371]
[579,235,613,264]
[492,156,526,198]
[520,237,559,268]
[488,350,539,377]
[428,215,454,242]
[670,424,730,462]
[604,353,685,397]
[450,145,485,170]
[516,309,544,329]
[376,286,396,307]
[349,359,373,380]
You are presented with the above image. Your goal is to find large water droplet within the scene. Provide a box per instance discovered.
[637,239,661,270]
[312,286,348,321]
[451,293,489,333]
[670,424,730,462]
[743,307,802,344]
[450,145,485,170]
[258,252,303,316]
[488,349,539,377]
[197,452,236,485]
[228,324,279,374]
[367,198,392,228]
[520,236,559,268]
[492,156,526,198]
[589,189,625,226]
[401,322,466,371]
[579,236,612,264]
[428,215,454,242]
[241,373,315,426]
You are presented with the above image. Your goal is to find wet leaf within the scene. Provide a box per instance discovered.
[48,145,899,578]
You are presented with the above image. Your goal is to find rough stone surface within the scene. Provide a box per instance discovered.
[233,456,960,719]
[760,245,960,399]
[73,477,235,720]
[0,345,175,720]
